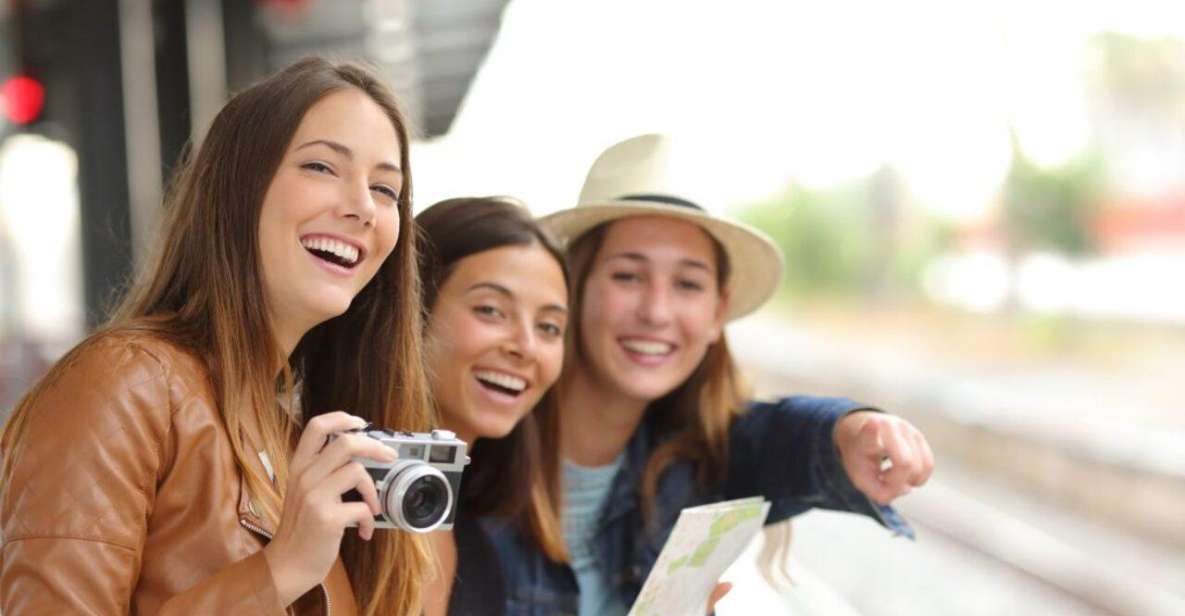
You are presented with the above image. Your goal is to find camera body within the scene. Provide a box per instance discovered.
[344,426,469,533]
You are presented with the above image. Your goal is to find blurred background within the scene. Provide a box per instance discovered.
[0,0,1182,614]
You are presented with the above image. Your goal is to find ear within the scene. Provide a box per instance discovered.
[708,288,730,342]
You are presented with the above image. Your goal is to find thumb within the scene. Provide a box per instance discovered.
[706,581,733,613]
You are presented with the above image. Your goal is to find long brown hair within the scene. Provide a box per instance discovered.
[416,196,568,562]
[562,219,749,517]
[0,57,431,616]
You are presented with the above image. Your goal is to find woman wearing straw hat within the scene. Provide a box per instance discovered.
[484,134,934,615]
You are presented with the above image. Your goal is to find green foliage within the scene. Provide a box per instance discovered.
[1002,138,1105,257]
[737,176,956,299]
[738,181,874,295]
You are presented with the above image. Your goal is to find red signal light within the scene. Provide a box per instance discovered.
[2,76,46,125]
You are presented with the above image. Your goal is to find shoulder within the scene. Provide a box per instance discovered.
[19,328,211,437]
[1,330,205,548]
[50,328,206,397]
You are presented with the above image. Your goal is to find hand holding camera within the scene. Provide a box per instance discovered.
[341,425,469,533]
[262,412,399,606]
[262,412,472,606]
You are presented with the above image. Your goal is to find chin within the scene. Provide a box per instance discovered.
[604,371,682,403]
[615,383,676,404]
[475,418,520,441]
[309,296,356,322]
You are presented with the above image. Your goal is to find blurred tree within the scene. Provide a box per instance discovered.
[999,131,1105,315]
[739,181,873,297]
[739,174,951,303]
[1001,133,1104,258]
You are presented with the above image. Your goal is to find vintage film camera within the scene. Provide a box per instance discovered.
[342,425,470,533]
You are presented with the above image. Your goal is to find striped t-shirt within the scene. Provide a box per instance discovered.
[563,453,628,616]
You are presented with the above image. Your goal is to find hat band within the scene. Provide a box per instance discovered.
[616,193,704,212]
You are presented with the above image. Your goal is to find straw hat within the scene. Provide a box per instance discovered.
[539,134,784,320]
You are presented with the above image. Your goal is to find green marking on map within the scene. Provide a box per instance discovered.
[666,503,764,574]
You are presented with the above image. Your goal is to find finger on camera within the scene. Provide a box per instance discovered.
[323,461,382,514]
[339,501,378,541]
[316,432,396,474]
[294,411,367,465]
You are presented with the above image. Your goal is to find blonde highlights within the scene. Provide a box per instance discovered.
[2,57,431,616]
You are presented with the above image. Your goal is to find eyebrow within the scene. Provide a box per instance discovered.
[296,139,402,175]
[465,282,569,315]
[607,251,714,273]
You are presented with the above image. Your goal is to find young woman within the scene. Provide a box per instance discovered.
[483,134,935,615]
[415,197,734,616]
[0,58,432,615]
[414,197,569,616]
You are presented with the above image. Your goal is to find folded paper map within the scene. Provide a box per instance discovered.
[629,496,772,616]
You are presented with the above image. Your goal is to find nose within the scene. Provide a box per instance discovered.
[635,280,673,326]
[502,317,538,362]
[339,179,377,227]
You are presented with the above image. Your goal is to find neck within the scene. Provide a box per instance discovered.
[270,312,312,367]
[559,361,649,467]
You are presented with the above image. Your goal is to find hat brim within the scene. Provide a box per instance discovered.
[539,200,785,320]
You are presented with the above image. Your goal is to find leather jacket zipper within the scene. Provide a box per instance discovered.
[240,518,333,616]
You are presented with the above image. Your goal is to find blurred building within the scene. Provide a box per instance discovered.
[0,0,507,414]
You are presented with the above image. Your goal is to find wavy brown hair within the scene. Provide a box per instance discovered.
[416,196,568,562]
[561,219,749,519]
[1,57,431,616]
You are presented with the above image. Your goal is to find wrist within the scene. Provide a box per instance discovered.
[262,542,312,607]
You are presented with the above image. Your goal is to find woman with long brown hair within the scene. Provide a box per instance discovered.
[0,57,431,615]
[484,134,936,615]
[414,197,569,616]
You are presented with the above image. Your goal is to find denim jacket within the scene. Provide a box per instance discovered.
[480,395,914,616]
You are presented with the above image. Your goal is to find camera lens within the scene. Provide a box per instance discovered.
[384,462,453,533]
[402,475,448,529]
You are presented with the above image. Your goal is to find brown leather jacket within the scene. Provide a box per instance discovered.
[0,331,359,615]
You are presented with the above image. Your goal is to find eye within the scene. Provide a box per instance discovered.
[611,271,640,283]
[676,278,705,292]
[537,321,564,338]
[473,305,504,320]
[371,184,399,202]
[301,161,334,175]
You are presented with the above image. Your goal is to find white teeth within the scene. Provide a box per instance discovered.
[621,339,673,356]
[474,370,527,392]
[301,237,359,265]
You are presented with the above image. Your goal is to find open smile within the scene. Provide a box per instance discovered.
[300,233,366,270]
[618,337,677,367]
[473,369,529,398]
[619,337,675,356]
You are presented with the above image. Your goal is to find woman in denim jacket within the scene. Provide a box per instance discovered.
[482,134,935,616]
[415,197,570,615]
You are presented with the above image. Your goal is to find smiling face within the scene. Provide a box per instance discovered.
[256,88,403,353]
[576,215,729,404]
[425,243,568,442]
